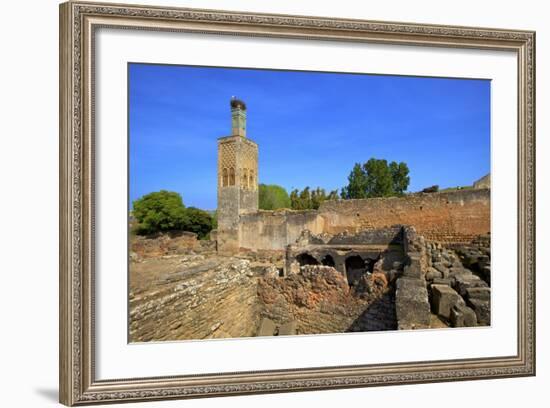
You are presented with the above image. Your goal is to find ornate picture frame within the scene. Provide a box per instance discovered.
[59,1,535,405]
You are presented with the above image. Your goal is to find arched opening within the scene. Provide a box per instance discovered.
[321,254,335,267]
[229,167,235,186]
[241,168,248,188]
[345,255,366,286]
[249,170,254,190]
[296,253,319,267]
[222,168,228,187]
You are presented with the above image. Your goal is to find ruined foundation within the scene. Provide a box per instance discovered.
[129,224,491,342]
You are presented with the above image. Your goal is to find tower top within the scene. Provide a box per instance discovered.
[230,97,247,137]
[230,97,247,111]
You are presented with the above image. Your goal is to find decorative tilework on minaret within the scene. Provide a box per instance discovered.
[216,98,259,253]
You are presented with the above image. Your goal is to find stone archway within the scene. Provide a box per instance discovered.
[345,255,366,286]
[321,254,335,267]
[296,253,319,266]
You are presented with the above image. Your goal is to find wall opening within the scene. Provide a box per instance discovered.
[345,255,366,286]
[229,167,235,186]
[249,170,254,190]
[321,254,335,267]
[222,168,228,187]
[242,168,248,188]
[296,253,319,266]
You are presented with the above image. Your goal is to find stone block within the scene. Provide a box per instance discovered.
[431,284,465,320]
[432,278,452,286]
[451,260,463,269]
[453,273,488,297]
[449,266,471,278]
[433,262,448,274]
[425,267,443,281]
[258,318,276,336]
[395,277,431,330]
[450,304,477,327]
[404,253,423,278]
[467,298,491,326]
[466,287,491,301]
[480,265,491,285]
[278,321,297,336]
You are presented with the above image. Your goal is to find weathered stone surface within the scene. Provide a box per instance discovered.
[395,277,430,330]
[426,267,443,281]
[432,278,453,286]
[258,265,396,334]
[454,241,491,285]
[129,255,261,342]
[465,287,491,301]
[288,261,300,275]
[131,231,200,259]
[431,284,465,320]
[479,265,491,285]
[453,273,488,297]
[449,266,470,278]
[403,263,422,279]
[258,318,276,336]
[467,298,491,326]
[278,321,297,336]
[450,304,477,327]
[433,262,449,276]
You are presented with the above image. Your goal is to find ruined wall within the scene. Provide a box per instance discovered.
[239,210,324,251]
[257,265,396,334]
[319,189,490,243]
[130,231,199,260]
[233,189,489,251]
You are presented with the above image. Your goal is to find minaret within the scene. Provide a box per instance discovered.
[216,98,259,253]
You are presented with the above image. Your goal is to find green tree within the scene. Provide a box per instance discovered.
[341,158,410,199]
[290,186,338,210]
[364,158,394,197]
[259,184,291,210]
[341,163,369,199]
[389,161,410,195]
[133,190,187,234]
[132,190,215,238]
[290,189,299,209]
[180,207,215,239]
[310,187,325,210]
[290,187,308,210]
[327,190,339,201]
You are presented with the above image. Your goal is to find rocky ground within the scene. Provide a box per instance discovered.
[129,232,491,342]
[129,233,398,342]
[424,235,491,327]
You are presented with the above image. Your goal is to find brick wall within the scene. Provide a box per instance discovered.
[318,189,490,243]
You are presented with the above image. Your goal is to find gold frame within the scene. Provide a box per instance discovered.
[59,1,536,405]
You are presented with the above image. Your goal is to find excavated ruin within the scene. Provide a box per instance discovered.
[129,226,491,342]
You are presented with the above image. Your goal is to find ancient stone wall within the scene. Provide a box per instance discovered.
[318,188,490,243]
[130,231,199,260]
[257,265,396,335]
[238,210,324,251]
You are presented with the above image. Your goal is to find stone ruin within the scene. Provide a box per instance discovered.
[129,98,492,342]
[284,227,405,283]
[129,226,491,342]
[263,225,492,334]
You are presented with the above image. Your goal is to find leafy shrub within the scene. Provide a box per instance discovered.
[132,190,214,238]
[259,184,291,210]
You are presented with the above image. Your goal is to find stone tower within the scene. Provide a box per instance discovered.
[217,98,259,253]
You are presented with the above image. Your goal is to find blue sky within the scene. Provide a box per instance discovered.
[129,63,490,210]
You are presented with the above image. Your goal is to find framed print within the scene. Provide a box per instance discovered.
[59,1,536,405]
